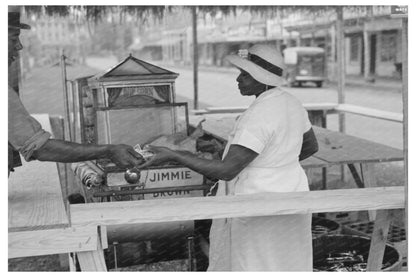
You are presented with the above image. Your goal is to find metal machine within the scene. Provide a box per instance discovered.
[66,55,213,269]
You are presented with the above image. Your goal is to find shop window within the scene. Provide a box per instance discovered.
[380,31,397,62]
[350,35,360,62]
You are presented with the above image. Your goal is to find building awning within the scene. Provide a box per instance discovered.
[129,36,183,50]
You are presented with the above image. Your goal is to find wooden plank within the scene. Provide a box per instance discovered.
[205,106,248,114]
[190,116,403,168]
[191,109,209,115]
[336,104,403,123]
[8,226,99,259]
[77,235,107,271]
[189,115,236,141]
[70,187,404,228]
[313,127,403,165]
[47,115,71,213]
[300,156,328,169]
[194,103,337,115]
[8,114,69,231]
[347,164,365,188]
[366,210,395,271]
[100,225,108,249]
[303,102,337,111]
[308,110,326,127]
[362,163,378,220]
[190,115,330,168]
[69,253,77,272]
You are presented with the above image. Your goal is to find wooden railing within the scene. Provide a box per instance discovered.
[192,103,403,123]
[9,186,405,271]
[69,187,403,227]
[68,186,404,271]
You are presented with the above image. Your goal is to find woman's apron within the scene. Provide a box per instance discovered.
[207,118,312,271]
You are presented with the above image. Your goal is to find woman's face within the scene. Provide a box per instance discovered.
[236,70,265,96]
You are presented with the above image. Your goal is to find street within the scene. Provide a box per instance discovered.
[20,56,404,150]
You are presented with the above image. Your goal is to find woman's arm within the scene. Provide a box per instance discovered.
[299,127,319,161]
[138,144,258,181]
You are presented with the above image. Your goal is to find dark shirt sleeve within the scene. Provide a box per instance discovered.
[8,86,51,161]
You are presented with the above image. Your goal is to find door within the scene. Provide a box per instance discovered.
[370,34,377,75]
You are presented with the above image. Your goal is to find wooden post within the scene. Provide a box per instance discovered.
[68,253,77,271]
[71,81,79,142]
[401,16,408,263]
[330,24,336,81]
[76,236,107,271]
[192,6,199,110]
[363,7,372,81]
[336,7,346,133]
[361,163,378,221]
[366,209,394,271]
[336,7,346,181]
[77,227,107,271]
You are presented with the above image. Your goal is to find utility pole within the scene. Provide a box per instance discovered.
[400,12,408,265]
[336,7,347,182]
[192,6,199,110]
[363,6,373,81]
[336,7,346,133]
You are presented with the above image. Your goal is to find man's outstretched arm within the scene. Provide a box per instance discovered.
[33,139,144,169]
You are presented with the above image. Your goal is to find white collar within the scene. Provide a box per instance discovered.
[254,87,284,102]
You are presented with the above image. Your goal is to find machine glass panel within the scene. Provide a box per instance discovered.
[95,103,188,146]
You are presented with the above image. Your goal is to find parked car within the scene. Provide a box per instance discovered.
[283,47,326,87]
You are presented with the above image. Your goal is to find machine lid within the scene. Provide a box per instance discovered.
[88,54,179,82]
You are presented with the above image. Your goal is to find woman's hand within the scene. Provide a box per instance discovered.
[136,145,176,168]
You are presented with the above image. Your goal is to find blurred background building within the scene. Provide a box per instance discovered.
[19,6,403,82]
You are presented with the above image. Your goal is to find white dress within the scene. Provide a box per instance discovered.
[208,87,313,271]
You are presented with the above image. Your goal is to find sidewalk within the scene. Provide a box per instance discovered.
[327,75,402,92]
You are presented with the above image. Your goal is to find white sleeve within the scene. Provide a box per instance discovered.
[229,113,272,154]
[303,109,312,132]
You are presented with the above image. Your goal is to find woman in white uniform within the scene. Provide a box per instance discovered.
[138,44,319,271]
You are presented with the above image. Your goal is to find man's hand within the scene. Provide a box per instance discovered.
[136,145,176,169]
[108,144,145,169]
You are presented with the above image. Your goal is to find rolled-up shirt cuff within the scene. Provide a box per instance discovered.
[19,130,51,161]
